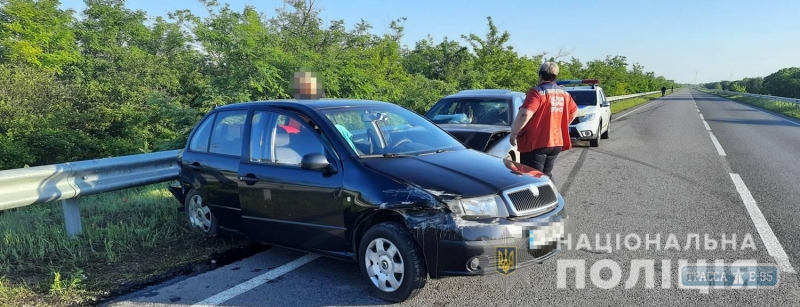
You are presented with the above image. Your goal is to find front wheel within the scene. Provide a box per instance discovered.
[359,222,427,302]
[589,122,601,147]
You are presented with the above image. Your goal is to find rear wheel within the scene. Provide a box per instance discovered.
[359,222,427,302]
[185,188,218,236]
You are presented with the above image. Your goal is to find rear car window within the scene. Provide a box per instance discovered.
[189,113,216,152]
[208,110,248,157]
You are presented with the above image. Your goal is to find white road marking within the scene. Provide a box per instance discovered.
[702,120,711,131]
[730,173,797,274]
[708,132,726,156]
[191,254,321,306]
[700,114,704,120]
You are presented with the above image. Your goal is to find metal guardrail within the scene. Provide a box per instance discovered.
[700,89,800,105]
[0,150,181,237]
[0,90,665,237]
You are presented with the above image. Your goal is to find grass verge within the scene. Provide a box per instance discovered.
[699,90,800,120]
[0,183,256,307]
[610,90,677,114]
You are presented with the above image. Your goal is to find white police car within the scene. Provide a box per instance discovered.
[560,80,611,147]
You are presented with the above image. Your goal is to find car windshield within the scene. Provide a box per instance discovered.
[321,105,467,157]
[424,98,510,125]
[566,90,598,106]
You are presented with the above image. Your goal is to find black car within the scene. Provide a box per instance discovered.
[423,89,526,162]
[168,98,567,302]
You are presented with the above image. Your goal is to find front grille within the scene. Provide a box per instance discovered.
[506,184,558,215]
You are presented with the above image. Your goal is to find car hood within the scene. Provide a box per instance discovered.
[438,124,511,152]
[361,149,549,200]
[577,105,598,116]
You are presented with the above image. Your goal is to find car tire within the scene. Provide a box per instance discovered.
[358,222,427,303]
[184,188,218,236]
[589,122,600,147]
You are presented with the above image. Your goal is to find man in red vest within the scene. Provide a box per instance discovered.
[509,62,579,181]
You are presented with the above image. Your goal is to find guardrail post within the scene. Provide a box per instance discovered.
[62,198,82,237]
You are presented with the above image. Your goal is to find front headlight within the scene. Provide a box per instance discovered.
[453,195,502,217]
[579,113,596,122]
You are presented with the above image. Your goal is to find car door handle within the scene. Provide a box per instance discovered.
[188,163,203,172]
[238,175,259,184]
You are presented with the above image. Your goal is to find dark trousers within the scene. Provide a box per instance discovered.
[520,146,562,180]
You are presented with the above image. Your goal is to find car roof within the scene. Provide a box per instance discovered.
[563,85,602,92]
[444,89,525,99]
[210,98,398,112]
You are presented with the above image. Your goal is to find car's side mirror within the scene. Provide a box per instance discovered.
[601,102,610,108]
[301,153,336,173]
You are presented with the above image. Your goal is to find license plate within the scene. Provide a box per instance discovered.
[529,221,564,249]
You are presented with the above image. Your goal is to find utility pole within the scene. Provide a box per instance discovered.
[695,71,698,85]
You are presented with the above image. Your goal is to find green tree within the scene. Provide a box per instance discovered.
[0,0,80,72]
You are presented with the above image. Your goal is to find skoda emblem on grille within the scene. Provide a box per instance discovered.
[529,185,540,196]
[501,183,557,217]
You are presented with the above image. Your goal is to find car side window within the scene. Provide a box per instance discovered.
[271,114,328,167]
[209,110,248,157]
[600,90,607,103]
[189,113,216,152]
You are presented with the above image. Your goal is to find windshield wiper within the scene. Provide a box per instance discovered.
[360,153,415,158]
[418,148,456,156]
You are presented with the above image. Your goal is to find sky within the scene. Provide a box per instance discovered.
[58,0,799,84]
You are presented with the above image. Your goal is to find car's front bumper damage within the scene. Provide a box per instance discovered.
[413,197,567,279]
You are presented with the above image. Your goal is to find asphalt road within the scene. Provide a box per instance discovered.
[105,88,800,307]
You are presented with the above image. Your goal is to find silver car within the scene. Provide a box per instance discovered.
[423,89,524,162]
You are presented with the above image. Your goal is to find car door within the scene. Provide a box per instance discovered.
[599,89,611,130]
[181,109,247,233]
[203,109,248,232]
[238,108,347,255]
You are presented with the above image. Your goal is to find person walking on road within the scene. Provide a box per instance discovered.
[509,62,579,180]
[661,86,667,97]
